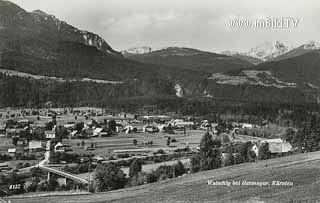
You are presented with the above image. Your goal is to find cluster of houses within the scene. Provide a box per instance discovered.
[0,108,294,157]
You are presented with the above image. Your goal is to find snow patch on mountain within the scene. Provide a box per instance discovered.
[223,41,320,62]
[222,41,294,62]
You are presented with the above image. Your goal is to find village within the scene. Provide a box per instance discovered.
[0,107,294,195]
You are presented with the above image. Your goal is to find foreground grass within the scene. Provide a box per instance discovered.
[6,151,320,203]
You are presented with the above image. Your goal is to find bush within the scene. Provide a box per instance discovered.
[95,163,126,192]
[258,143,271,160]
[129,159,142,178]
[156,149,166,154]
[173,161,185,177]
[129,172,148,186]
[190,155,201,173]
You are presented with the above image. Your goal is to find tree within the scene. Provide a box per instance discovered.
[12,137,19,146]
[239,142,255,162]
[166,138,171,146]
[133,139,138,146]
[45,121,54,131]
[222,134,230,144]
[258,143,271,160]
[199,132,221,170]
[47,178,59,191]
[130,172,147,186]
[95,163,126,192]
[173,161,185,177]
[190,154,201,173]
[282,128,296,143]
[108,120,117,133]
[75,122,84,132]
[129,159,142,178]
[223,144,235,166]
[55,125,68,142]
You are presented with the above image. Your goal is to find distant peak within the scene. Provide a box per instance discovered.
[302,41,320,50]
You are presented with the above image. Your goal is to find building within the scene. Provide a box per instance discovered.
[45,131,56,139]
[54,142,65,152]
[252,138,293,156]
[143,125,159,133]
[242,123,254,129]
[28,140,43,152]
[6,128,25,137]
[0,163,11,172]
[93,127,108,137]
[8,148,16,156]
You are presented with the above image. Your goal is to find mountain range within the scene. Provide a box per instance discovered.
[221,41,320,64]
[0,0,320,108]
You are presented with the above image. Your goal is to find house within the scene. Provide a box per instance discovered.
[252,144,259,156]
[8,148,16,156]
[200,120,212,131]
[0,125,6,137]
[63,123,75,129]
[157,124,167,133]
[143,125,159,133]
[242,123,254,129]
[93,127,109,137]
[69,130,78,138]
[28,140,43,152]
[116,124,124,133]
[0,163,11,172]
[252,138,293,156]
[93,128,103,137]
[45,131,56,139]
[17,119,29,126]
[54,142,65,152]
[6,128,25,137]
[124,125,136,134]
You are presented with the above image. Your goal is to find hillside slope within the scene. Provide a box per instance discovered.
[6,151,320,203]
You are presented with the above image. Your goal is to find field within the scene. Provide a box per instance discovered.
[64,130,205,156]
[5,151,320,203]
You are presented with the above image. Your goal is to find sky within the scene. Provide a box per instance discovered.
[9,0,320,52]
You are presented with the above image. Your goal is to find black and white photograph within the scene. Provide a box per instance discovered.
[0,0,319,202]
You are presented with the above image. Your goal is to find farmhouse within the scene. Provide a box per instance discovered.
[0,125,5,136]
[45,131,56,139]
[242,123,254,129]
[124,125,137,134]
[143,125,159,133]
[252,138,293,156]
[0,163,10,172]
[168,119,194,128]
[28,140,43,152]
[54,142,66,152]
[6,128,25,137]
[8,148,16,156]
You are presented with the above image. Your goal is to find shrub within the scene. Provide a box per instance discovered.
[95,163,126,192]
[129,159,142,178]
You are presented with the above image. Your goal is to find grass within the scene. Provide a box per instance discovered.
[5,151,320,203]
